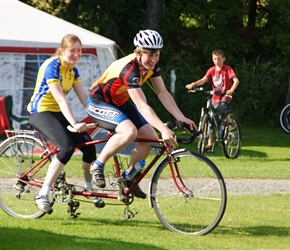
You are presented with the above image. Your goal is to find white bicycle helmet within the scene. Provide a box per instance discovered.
[133,29,163,49]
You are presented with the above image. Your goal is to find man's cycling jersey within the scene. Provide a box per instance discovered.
[27,56,81,114]
[90,53,161,106]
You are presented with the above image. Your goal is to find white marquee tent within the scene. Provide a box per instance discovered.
[0,0,117,123]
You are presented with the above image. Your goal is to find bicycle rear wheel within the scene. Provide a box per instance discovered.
[150,150,227,235]
[0,134,52,219]
[279,103,290,133]
[222,114,242,159]
[198,114,209,155]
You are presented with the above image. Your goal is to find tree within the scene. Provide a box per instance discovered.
[144,0,163,31]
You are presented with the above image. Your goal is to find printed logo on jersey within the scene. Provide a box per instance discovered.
[87,104,121,119]
[132,77,140,86]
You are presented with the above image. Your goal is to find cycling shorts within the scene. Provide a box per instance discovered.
[213,100,231,120]
[86,96,148,132]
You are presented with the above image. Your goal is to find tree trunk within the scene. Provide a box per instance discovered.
[247,0,257,28]
[144,0,163,31]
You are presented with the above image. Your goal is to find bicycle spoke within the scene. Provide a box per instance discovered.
[0,133,50,218]
[150,150,227,235]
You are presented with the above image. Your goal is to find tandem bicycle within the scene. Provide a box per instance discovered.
[0,121,227,235]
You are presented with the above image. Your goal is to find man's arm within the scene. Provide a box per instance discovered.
[151,76,196,130]
[128,86,178,148]
[185,76,208,90]
[227,76,239,96]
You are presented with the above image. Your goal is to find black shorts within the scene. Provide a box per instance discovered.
[29,112,96,165]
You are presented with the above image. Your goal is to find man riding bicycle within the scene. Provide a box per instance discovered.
[87,29,196,198]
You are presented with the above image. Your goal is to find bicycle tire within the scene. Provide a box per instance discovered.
[222,114,242,159]
[279,103,290,133]
[0,135,53,219]
[150,149,227,235]
[198,114,210,155]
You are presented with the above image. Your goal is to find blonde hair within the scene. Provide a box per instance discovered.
[134,47,160,55]
[54,34,82,56]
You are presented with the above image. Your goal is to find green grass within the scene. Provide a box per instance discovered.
[1,126,290,249]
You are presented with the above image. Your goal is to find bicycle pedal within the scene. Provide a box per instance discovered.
[92,197,106,208]
[13,181,25,192]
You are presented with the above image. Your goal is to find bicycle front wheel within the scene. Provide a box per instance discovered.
[150,150,227,235]
[0,135,51,219]
[222,114,242,159]
[198,114,209,155]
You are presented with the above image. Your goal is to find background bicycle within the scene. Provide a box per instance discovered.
[0,121,227,235]
[189,87,242,159]
[278,74,290,133]
[279,103,290,133]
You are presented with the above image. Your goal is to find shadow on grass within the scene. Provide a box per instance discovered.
[0,226,166,250]
[201,147,268,159]
[214,225,290,237]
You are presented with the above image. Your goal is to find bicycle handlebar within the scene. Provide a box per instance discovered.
[165,121,201,144]
[188,87,229,97]
[68,121,200,145]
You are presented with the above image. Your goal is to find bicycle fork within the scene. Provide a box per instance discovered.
[169,154,193,198]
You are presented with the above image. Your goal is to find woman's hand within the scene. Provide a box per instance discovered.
[73,122,87,133]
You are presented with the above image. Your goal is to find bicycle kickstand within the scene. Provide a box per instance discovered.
[124,205,138,219]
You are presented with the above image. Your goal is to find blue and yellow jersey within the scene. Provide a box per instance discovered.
[27,56,81,113]
[90,53,160,106]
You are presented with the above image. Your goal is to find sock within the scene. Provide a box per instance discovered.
[39,183,52,196]
[123,171,129,178]
[94,159,105,168]
[85,179,93,189]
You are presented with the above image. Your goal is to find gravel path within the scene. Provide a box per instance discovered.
[224,178,290,195]
[67,178,290,196]
[1,178,289,196]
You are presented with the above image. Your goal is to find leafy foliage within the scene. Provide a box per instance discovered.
[20,0,290,125]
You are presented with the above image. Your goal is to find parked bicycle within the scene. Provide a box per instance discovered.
[0,121,227,235]
[188,87,242,159]
[279,102,290,133]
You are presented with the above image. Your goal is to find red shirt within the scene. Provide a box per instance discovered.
[205,64,236,103]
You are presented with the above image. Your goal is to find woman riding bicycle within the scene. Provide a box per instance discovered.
[185,49,239,152]
[87,29,196,198]
[27,34,105,213]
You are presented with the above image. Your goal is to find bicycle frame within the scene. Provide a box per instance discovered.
[198,94,220,140]
[13,126,192,204]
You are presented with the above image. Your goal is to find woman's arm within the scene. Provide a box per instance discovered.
[73,82,88,107]
[49,84,86,132]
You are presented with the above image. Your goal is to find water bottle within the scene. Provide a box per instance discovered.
[129,160,146,180]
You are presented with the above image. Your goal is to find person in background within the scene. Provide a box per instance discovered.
[87,29,196,199]
[185,49,239,152]
[27,34,105,214]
